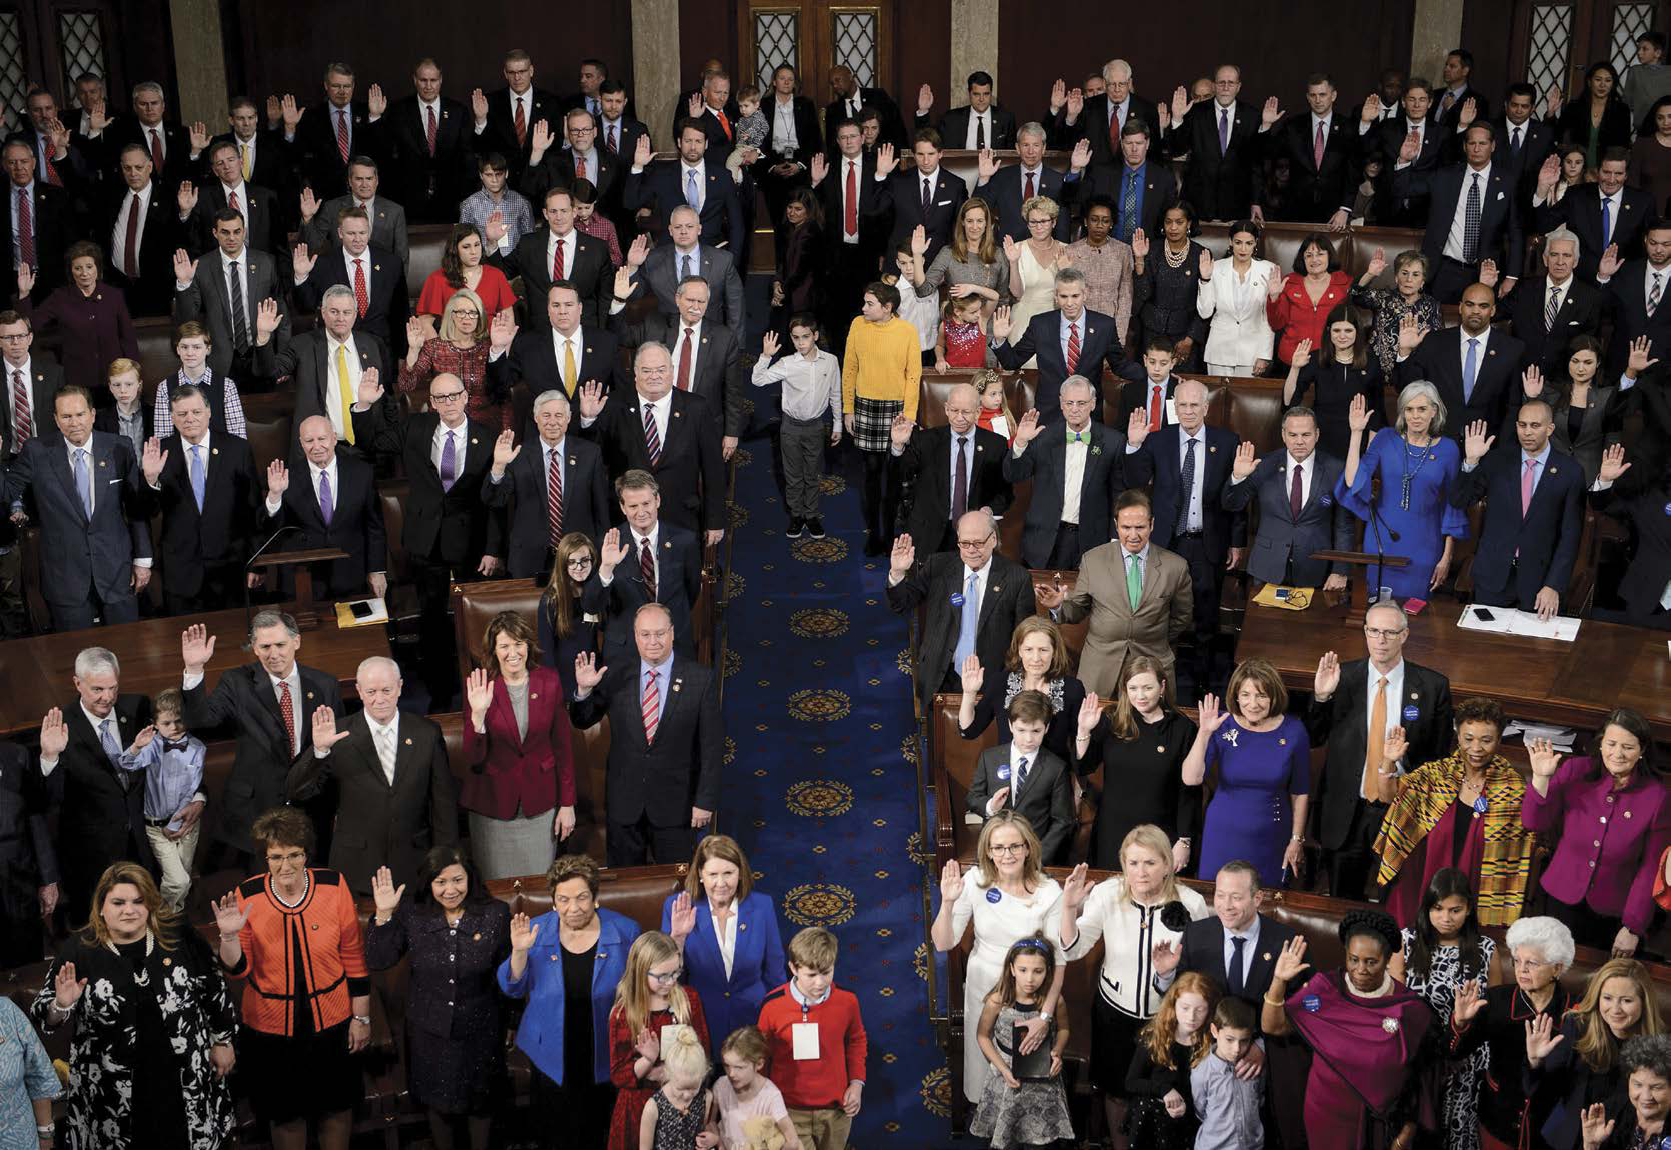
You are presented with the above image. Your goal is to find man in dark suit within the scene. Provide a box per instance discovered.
[967,708,1075,864]
[1305,602,1455,899]
[596,81,650,229]
[991,267,1129,415]
[1590,438,1671,629]
[3,138,74,306]
[491,281,622,405]
[1449,400,1585,617]
[373,58,476,224]
[213,97,289,203]
[113,82,197,194]
[297,157,411,271]
[1166,65,1266,222]
[282,63,371,198]
[523,106,623,216]
[17,85,91,192]
[1486,83,1556,208]
[1223,405,1354,589]
[36,651,157,921]
[825,66,907,154]
[975,124,1084,242]
[886,510,1038,708]
[1005,377,1129,569]
[0,736,57,964]
[1397,282,1527,440]
[471,48,562,184]
[577,343,726,542]
[622,122,745,252]
[494,186,613,331]
[809,122,891,351]
[1118,337,1188,432]
[102,144,183,317]
[571,602,722,866]
[1361,80,1446,227]
[5,386,160,629]
[563,58,637,125]
[1431,49,1489,130]
[1400,123,1524,303]
[1262,73,1360,227]
[1125,378,1245,702]
[674,61,739,140]
[615,212,747,339]
[1062,58,1165,172]
[1507,230,1603,374]
[292,206,409,358]
[0,310,64,457]
[171,209,289,380]
[613,276,745,455]
[1534,148,1653,281]
[180,613,346,860]
[1085,120,1176,244]
[260,414,388,600]
[592,470,704,663]
[149,382,261,613]
[483,388,610,579]
[914,71,1017,151]
[889,383,1011,553]
[179,139,283,258]
[287,656,459,893]
[251,283,392,453]
[874,129,968,265]
[1596,220,1671,374]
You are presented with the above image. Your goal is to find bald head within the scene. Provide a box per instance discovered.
[297,415,338,466]
[945,384,979,434]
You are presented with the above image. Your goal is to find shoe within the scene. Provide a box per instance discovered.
[786,518,805,538]
[807,518,826,539]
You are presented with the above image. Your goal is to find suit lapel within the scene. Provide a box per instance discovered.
[44,445,87,525]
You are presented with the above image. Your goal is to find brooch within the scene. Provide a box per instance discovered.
[1278,738,1287,746]
[1090,444,1102,456]
[1382,1017,1400,1034]
[1222,729,1239,747]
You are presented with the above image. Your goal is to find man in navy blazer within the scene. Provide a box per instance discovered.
[482,389,610,579]
[622,123,744,253]
[991,268,1128,416]
[1596,221,1671,373]
[1004,377,1129,569]
[150,383,261,614]
[1507,231,1604,375]
[291,207,409,359]
[1399,123,1524,303]
[492,188,615,332]
[1222,406,1354,589]
[471,49,563,184]
[1397,282,1527,440]
[1260,75,1361,226]
[973,123,1084,242]
[1165,67,1263,222]
[591,470,704,664]
[1085,120,1177,244]
[1124,379,1245,701]
[874,129,969,265]
[283,67,372,199]
[889,384,1012,553]
[1533,149,1653,281]
[260,415,388,600]
[1481,84,1557,208]
[5,386,159,630]
[1448,400,1584,617]
[1363,81,1447,227]
[488,281,622,401]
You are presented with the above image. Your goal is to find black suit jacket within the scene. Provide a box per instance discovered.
[814,152,891,262]
[0,362,64,458]
[0,742,58,924]
[1168,99,1261,220]
[3,181,74,306]
[1449,445,1585,602]
[289,101,373,197]
[1173,913,1310,1029]
[887,552,1038,705]
[113,120,196,192]
[252,329,393,459]
[754,96,823,169]
[1600,260,1671,373]
[100,181,183,317]
[1398,326,1528,441]
[477,86,563,181]
[522,145,624,216]
[496,227,613,331]
[1403,162,1524,274]
[1004,419,1128,568]
[1430,85,1489,131]
[1126,425,1246,561]
[1535,185,1655,280]
[1084,161,1177,242]
[1304,658,1454,850]
[878,166,968,265]
[1483,117,1556,206]
[151,431,261,597]
[480,434,610,578]
[1592,472,1671,618]
[364,411,502,568]
[594,521,703,662]
[374,95,477,221]
[45,695,157,909]
[1367,118,1446,226]
[623,159,745,252]
[1508,276,1604,374]
[295,243,410,358]
[993,308,1129,415]
[489,325,622,406]
[184,180,283,258]
[185,662,343,851]
[968,745,1075,863]
[824,87,908,154]
[261,449,388,595]
[1222,450,1354,586]
[893,425,1013,550]
[285,710,459,893]
[1118,371,1183,430]
[1263,112,1361,220]
[977,163,1078,242]
[919,103,1017,151]
[1065,92,1165,171]
[570,656,722,826]
[207,131,290,199]
[612,316,745,438]
[581,389,725,533]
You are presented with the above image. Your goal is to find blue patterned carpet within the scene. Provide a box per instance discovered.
[717,429,955,1144]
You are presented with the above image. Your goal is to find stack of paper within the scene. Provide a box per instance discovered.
[1504,721,1580,752]
[1457,604,1582,642]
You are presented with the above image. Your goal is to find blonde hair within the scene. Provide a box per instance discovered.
[662,1024,710,1081]
[788,926,838,971]
[683,834,755,901]
[1110,655,1168,740]
[721,1025,769,1065]
[973,810,1045,888]
[1571,958,1663,1072]
[613,931,692,1034]
[971,369,1016,429]
[106,357,142,382]
[438,287,485,345]
[1119,824,1182,906]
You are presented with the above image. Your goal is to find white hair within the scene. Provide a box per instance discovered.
[355,655,401,681]
[1395,379,1447,436]
[533,388,571,414]
[1544,227,1581,261]
[320,284,357,311]
[73,647,120,679]
[1102,59,1132,84]
[1506,915,1575,973]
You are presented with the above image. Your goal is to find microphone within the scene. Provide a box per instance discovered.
[243,523,302,648]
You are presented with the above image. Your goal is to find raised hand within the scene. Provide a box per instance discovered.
[1197,692,1229,734]
[291,241,317,279]
[1261,96,1282,127]
[127,724,157,754]
[578,379,606,420]
[1273,935,1308,981]
[1382,726,1408,768]
[367,83,387,118]
[38,707,68,760]
[312,704,352,751]
[212,891,251,938]
[53,961,88,1010]
[1458,96,1477,127]
[634,1026,660,1064]
[1525,1013,1565,1065]
[176,180,199,216]
[977,147,998,181]
[491,429,521,472]
[573,652,607,693]
[1580,1102,1615,1150]
[1126,405,1151,449]
[1462,419,1495,465]
[509,911,539,953]
[1627,335,1659,375]
[990,304,1012,342]
[1366,246,1387,279]
[280,93,302,131]
[1061,862,1091,915]
[1001,233,1019,263]
[299,186,320,223]
[1526,736,1563,781]
[141,436,168,486]
[1171,86,1189,123]
[265,458,289,498]
[875,142,898,178]
[1597,443,1631,484]
[668,891,697,940]
[1522,364,1544,398]
[13,261,34,300]
[1361,94,1381,123]
[1013,408,1041,446]
[1066,87,1085,120]
[1396,312,1425,356]
[809,153,827,186]
[466,667,495,722]
[910,223,929,258]
[758,331,782,363]
[687,92,704,120]
[531,119,554,158]
[959,653,985,695]
[266,94,283,125]
[1130,228,1149,260]
[181,622,218,672]
[1198,249,1213,280]
[1231,440,1259,481]
[1314,650,1341,698]
[172,248,198,285]
[633,131,653,168]
[471,88,488,123]
[1049,78,1067,114]
[1452,981,1487,1025]
[599,527,629,570]
[1545,84,1564,120]
[917,83,934,115]
[1152,936,1182,975]
[1535,153,1561,196]
[889,412,914,450]
[255,297,284,339]
[484,209,507,245]
[1477,258,1499,289]
[1398,131,1421,165]
[357,366,384,408]
[889,533,915,578]
[370,866,405,915]
[189,119,210,152]
[1156,101,1171,131]
[405,315,428,354]
[1266,272,1285,301]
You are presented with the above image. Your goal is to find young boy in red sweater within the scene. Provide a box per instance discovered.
[757,926,868,1150]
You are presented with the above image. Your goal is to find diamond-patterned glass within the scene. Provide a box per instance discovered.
[754,11,798,94]
[0,13,25,125]
[833,11,878,87]
[58,12,106,88]
[1527,5,1574,102]
[1611,3,1658,76]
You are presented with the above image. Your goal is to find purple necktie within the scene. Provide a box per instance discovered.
[318,470,334,526]
[1219,107,1230,155]
[440,430,457,492]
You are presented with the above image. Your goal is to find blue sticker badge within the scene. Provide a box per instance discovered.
[986,888,1003,904]
[996,766,1011,780]
[1664,502,1671,517]
[1302,995,1321,1013]
[1402,705,1420,722]
[950,592,966,607]
[1473,796,1489,814]
[1320,495,1332,507]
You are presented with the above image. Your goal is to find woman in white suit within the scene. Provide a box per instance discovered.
[1195,220,1278,376]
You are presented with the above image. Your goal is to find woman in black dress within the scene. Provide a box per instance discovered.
[367,846,512,1150]
[1075,655,1200,872]
[32,861,237,1150]
[1132,202,1209,371]
[1554,63,1634,171]
[540,531,605,701]
[958,615,1086,766]
[1282,302,1385,461]
[773,187,823,344]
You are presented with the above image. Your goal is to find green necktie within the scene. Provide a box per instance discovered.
[1126,553,1142,609]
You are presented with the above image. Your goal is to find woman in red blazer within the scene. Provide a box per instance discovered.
[16,240,139,399]
[462,610,577,880]
[1266,232,1354,371]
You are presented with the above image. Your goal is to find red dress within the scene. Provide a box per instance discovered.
[942,320,987,368]
[396,337,508,430]
[416,265,519,323]
[607,992,710,1150]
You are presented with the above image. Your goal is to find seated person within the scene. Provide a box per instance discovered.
[964,690,1075,864]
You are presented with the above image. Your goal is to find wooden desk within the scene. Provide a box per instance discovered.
[0,609,391,736]
[1237,595,1671,740]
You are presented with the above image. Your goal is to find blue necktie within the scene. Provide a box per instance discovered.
[73,448,92,517]
[1463,337,1479,403]
[1015,755,1030,795]
[1121,169,1138,241]
[953,571,979,672]
[1176,437,1197,534]
[1601,195,1613,249]
[1228,935,1247,996]
[99,717,121,764]
[684,168,700,210]
[189,444,206,511]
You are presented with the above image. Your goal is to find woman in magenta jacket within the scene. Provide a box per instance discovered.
[1265,232,1353,371]
[462,610,577,880]
[1522,707,1670,957]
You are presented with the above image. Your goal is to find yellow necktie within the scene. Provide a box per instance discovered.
[240,142,251,181]
[335,344,356,445]
[563,338,577,395]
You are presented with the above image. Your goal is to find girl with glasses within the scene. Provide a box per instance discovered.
[605,931,710,1150]
[540,532,604,701]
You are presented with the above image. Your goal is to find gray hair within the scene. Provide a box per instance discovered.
[1622,1035,1671,1083]
[1060,375,1095,399]
[1544,227,1581,261]
[635,602,674,628]
[1364,599,1410,631]
[634,341,672,369]
[1102,59,1133,84]
[355,655,401,680]
[131,81,164,102]
[1054,266,1087,290]
[1016,122,1047,144]
[320,284,357,311]
[1506,915,1575,973]
[674,275,710,298]
[250,609,301,639]
[1282,404,1318,428]
[1174,377,1210,404]
[533,388,571,414]
[324,61,355,80]
[1394,379,1447,436]
[73,647,120,680]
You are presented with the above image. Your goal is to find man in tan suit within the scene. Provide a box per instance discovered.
[1036,489,1191,695]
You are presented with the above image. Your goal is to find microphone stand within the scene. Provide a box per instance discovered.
[243,523,301,650]
[1364,500,1401,604]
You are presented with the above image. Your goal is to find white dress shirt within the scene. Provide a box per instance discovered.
[1458,326,1492,379]
[1442,163,1492,262]
[218,247,253,332]
[431,415,469,478]
[1363,659,1406,770]
[963,109,993,150]
[709,899,738,978]
[771,98,800,155]
[111,184,151,273]
[1178,426,1207,533]
[671,321,703,385]
[960,559,992,612]
[751,349,842,422]
[599,520,660,589]
[1061,426,1091,525]
[1544,274,1571,318]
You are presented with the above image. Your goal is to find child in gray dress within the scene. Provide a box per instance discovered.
[970,938,1074,1149]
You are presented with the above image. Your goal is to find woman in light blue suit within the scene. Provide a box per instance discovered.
[498,854,640,1150]
[663,835,787,1056]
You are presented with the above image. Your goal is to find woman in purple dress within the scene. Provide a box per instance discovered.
[1183,658,1310,888]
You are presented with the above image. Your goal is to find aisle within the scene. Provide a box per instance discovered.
[717,431,954,1144]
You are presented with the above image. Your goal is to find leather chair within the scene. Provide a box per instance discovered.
[134,316,179,383]
[406,224,453,304]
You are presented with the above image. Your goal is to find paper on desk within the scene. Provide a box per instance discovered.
[1504,721,1580,753]
[334,598,388,628]
[1457,604,1581,641]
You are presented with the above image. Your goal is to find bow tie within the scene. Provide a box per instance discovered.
[159,738,191,753]
[1066,430,1089,444]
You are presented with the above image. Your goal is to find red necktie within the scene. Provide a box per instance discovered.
[123,192,140,278]
[844,161,858,236]
[514,98,527,148]
[639,536,657,597]
[641,668,661,742]
[1148,384,1163,432]
[1024,171,1036,201]
[426,106,438,157]
[717,110,732,140]
[278,681,296,756]
[43,149,60,187]
[149,128,164,172]
[16,189,33,268]
[335,110,350,164]
[552,236,565,282]
[1290,461,1304,518]
[1313,122,1326,170]
[546,447,564,546]
[677,327,694,390]
[607,124,618,153]
[1066,321,1080,373]
[10,369,31,443]
[1109,106,1121,150]
[228,189,240,214]
[353,257,368,317]
[576,153,587,181]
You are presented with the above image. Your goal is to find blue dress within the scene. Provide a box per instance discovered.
[1335,429,1469,598]
[1197,715,1311,887]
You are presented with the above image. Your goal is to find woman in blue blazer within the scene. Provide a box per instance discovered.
[498,854,641,1150]
[663,835,787,1056]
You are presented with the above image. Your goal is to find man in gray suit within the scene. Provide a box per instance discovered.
[1222,405,1354,590]
[1004,376,1136,569]
[172,208,290,381]
[5,386,162,629]
[612,273,745,457]
[251,286,396,458]
[613,208,745,338]
[298,155,411,271]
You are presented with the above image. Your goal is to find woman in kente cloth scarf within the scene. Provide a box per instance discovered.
[1372,696,1539,928]
[1261,908,1440,1150]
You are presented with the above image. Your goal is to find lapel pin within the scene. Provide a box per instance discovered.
[311,922,319,930]
[95,293,102,301]
[1209,445,1217,453]
[1549,466,1557,475]
[1410,692,1418,700]
[307,691,316,700]
[739,922,747,931]
[1625,810,1633,818]
[1157,744,1167,752]
[99,459,107,468]
[569,456,576,464]
[471,438,479,445]
[1279,738,1287,745]
[550,953,557,961]
[673,681,682,692]
[404,737,412,745]
[531,692,539,701]
[673,411,682,418]
[1488,350,1496,356]
[473,931,481,940]
[162,957,172,966]
[212,447,219,455]
[374,264,382,272]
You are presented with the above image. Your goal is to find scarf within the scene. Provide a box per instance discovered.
[1372,749,1536,925]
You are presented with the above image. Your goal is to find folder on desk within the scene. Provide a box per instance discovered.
[1457,604,1581,642]
[1251,584,1314,611]
[334,598,388,628]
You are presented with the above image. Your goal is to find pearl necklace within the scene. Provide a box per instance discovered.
[106,929,155,986]
[1163,242,1190,269]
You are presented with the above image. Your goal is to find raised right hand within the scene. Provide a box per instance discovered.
[1314,650,1340,698]
[633,132,653,168]
[1013,408,1041,445]
[491,429,521,470]
[1463,419,1495,465]
[889,412,915,450]
[1077,691,1102,738]
[1536,153,1561,196]
[38,707,68,759]
[1366,246,1387,279]
[265,457,289,498]
[530,119,554,157]
[299,186,319,223]
[280,93,302,131]
[917,83,934,115]
[1152,937,1182,975]
[1396,312,1426,356]
[510,911,539,953]
[1198,249,1213,280]
[889,533,915,577]
[53,961,88,1010]
[760,330,781,360]
[875,142,898,178]
[668,891,697,940]
[1597,443,1631,484]
[465,667,494,719]
[1347,392,1371,432]
[471,88,488,122]
[172,248,198,284]
[1452,981,1487,1025]
[181,622,217,670]
[990,304,1012,341]
[1525,1013,1565,1064]
[1171,87,1189,123]
[1130,228,1149,260]
[1598,243,1623,280]
[255,297,284,338]
[1061,862,1091,914]
[940,858,966,905]
[312,704,352,751]
[370,866,406,915]
[177,181,198,216]
[600,527,629,569]
[1580,1103,1616,1150]
[1197,692,1230,733]
[1230,440,1259,481]
[212,891,251,937]
[1361,94,1380,124]
[578,380,607,420]
[291,242,317,279]
[959,653,984,695]
[15,263,33,298]
[809,154,827,187]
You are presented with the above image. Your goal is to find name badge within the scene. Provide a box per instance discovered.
[986,887,1003,904]
[1473,796,1489,814]
[1302,995,1321,1013]
[1402,705,1420,722]
[792,1021,821,1059]
[949,592,965,607]
[996,766,1011,781]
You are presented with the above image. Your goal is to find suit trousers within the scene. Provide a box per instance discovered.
[780,414,828,518]
[861,450,898,542]
[50,582,138,632]
[164,561,243,615]
[825,245,878,356]
[0,547,27,638]
[1327,797,1390,901]
[411,552,466,706]
[1045,522,1083,570]
[1431,257,1479,306]
[607,813,697,868]
[1170,533,1223,697]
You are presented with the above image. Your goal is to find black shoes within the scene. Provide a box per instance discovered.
[806,518,826,539]
[786,518,805,538]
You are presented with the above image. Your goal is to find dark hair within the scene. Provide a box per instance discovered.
[415,845,491,908]
[1408,868,1485,985]
[1317,303,1368,369]
[570,177,599,206]
[1119,118,1149,140]
[1306,72,1334,89]
[599,79,627,98]
[967,71,994,90]
[1216,859,1261,892]
[63,240,103,281]
[913,127,943,150]
[1080,195,1115,226]
[788,312,819,335]
[1292,232,1338,274]
[1114,488,1153,517]
[784,186,823,231]
[477,151,508,172]
[440,223,484,288]
[1453,696,1506,733]
[1338,907,1400,957]
[207,137,239,165]
[346,154,378,175]
[865,280,900,313]
[1506,82,1537,103]
[1226,219,1262,253]
[1006,689,1053,726]
[250,806,316,856]
[1164,199,1197,231]
[1213,996,1256,1032]
[1585,708,1656,779]
[581,57,609,78]
[1644,95,1671,137]
[211,206,244,228]
[1622,1034,1671,1083]
[1143,334,1178,358]
[1447,48,1474,71]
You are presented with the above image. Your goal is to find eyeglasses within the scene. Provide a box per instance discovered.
[430,390,467,403]
[567,556,594,568]
[648,968,684,983]
[0,332,30,342]
[1363,627,1407,640]
[956,535,995,550]
[1026,217,1053,227]
[989,842,1027,856]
